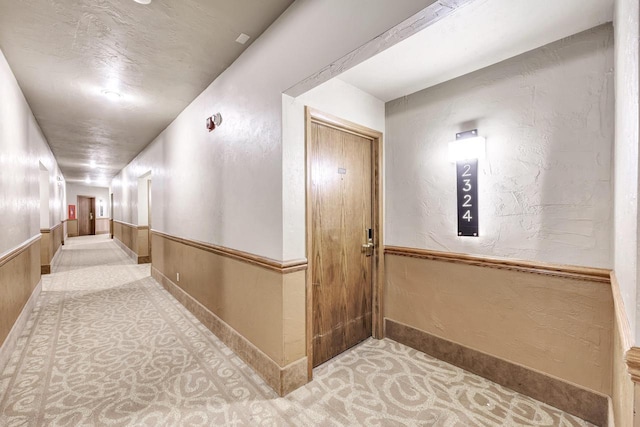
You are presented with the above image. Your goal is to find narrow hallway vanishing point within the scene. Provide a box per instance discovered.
[0,236,595,426]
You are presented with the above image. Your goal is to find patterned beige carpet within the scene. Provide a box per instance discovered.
[0,235,594,426]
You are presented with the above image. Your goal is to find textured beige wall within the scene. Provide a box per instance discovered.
[0,239,40,348]
[110,1,438,261]
[385,254,613,395]
[384,26,613,269]
[0,50,65,256]
[152,233,305,366]
[614,0,640,343]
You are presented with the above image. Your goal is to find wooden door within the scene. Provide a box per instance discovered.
[78,196,90,236]
[77,196,95,236]
[89,198,96,235]
[310,120,373,367]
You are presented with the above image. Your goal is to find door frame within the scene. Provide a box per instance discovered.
[77,195,96,236]
[304,106,384,379]
[147,179,152,262]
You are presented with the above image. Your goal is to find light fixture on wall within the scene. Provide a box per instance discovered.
[206,113,223,132]
[448,130,486,162]
[449,129,485,238]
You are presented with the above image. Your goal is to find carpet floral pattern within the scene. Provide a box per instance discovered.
[0,236,594,426]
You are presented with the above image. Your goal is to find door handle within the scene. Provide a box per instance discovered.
[89,212,94,220]
[362,228,374,257]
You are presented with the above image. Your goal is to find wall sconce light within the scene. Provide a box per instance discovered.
[448,129,485,162]
[449,129,485,237]
[206,113,223,132]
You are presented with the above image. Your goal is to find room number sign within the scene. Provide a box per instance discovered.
[456,159,479,236]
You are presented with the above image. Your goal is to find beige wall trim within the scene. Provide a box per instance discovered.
[42,239,64,275]
[113,219,138,229]
[611,274,636,426]
[386,319,608,427]
[113,237,138,263]
[611,272,633,352]
[151,266,308,396]
[626,347,640,383]
[385,246,610,283]
[0,235,42,268]
[113,219,149,231]
[0,280,42,375]
[39,221,64,235]
[50,240,63,270]
[151,230,307,274]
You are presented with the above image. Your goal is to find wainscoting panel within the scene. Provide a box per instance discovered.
[40,222,63,274]
[137,227,149,263]
[385,319,607,426]
[384,247,613,425]
[66,219,78,237]
[610,272,634,427]
[95,218,110,235]
[151,230,307,395]
[0,236,41,352]
[113,220,149,264]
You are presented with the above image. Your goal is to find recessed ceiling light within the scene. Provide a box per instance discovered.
[134,0,152,4]
[85,177,91,184]
[90,160,96,169]
[102,90,121,101]
[236,33,250,45]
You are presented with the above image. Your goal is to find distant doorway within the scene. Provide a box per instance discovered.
[110,193,114,239]
[77,196,96,236]
[147,179,152,262]
[138,172,152,263]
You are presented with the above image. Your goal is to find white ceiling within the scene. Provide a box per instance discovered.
[339,0,614,102]
[0,0,293,184]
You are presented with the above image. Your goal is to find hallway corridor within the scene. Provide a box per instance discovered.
[0,236,594,426]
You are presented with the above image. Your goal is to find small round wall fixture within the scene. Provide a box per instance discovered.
[102,90,122,101]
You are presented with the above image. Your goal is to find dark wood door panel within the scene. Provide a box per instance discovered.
[311,121,372,367]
